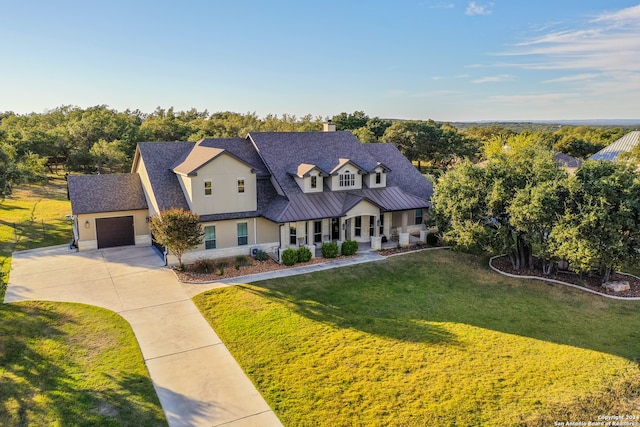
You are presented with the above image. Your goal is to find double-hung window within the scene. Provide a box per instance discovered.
[415,208,423,225]
[204,225,216,249]
[237,222,248,246]
[289,223,297,245]
[310,175,317,189]
[237,178,245,194]
[375,172,382,184]
[204,180,213,196]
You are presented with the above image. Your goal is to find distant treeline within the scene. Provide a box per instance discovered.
[0,106,631,197]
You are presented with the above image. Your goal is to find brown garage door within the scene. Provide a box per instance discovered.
[96,216,135,249]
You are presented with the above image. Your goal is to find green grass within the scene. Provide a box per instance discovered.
[1,175,73,295]
[0,302,166,426]
[194,250,640,427]
[1,179,167,426]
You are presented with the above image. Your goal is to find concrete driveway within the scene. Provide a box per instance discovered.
[5,245,283,427]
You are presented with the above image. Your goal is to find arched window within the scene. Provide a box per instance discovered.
[339,170,355,187]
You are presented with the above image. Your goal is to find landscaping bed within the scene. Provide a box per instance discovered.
[491,255,640,298]
[176,254,357,283]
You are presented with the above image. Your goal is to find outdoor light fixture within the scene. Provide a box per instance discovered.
[84,220,90,228]
[146,216,150,223]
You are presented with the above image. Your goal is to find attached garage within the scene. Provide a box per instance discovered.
[96,216,135,249]
[68,174,151,251]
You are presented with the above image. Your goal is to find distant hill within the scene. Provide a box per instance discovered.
[444,120,640,132]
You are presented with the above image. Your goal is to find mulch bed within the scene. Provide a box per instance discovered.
[491,255,640,298]
[175,254,357,283]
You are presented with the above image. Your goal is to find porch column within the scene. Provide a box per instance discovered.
[340,218,346,242]
[399,211,410,247]
[371,214,382,250]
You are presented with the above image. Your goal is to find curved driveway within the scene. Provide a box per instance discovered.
[5,245,283,427]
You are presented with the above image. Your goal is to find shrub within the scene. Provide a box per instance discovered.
[254,249,268,262]
[235,255,249,267]
[282,248,298,266]
[341,240,359,256]
[322,242,339,258]
[192,259,215,273]
[297,246,312,263]
[426,232,439,246]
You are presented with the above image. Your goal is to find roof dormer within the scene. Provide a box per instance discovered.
[365,162,391,189]
[287,163,328,193]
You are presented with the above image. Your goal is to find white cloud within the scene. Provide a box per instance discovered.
[428,2,455,9]
[542,73,599,84]
[466,2,493,16]
[472,74,513,83]
[500,5,640,73]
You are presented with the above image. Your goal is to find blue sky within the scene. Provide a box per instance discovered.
[1,1,639,121]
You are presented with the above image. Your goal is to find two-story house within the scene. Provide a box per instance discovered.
[67,125,433,264]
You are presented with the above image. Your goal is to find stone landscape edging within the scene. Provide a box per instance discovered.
[489,255,640,301]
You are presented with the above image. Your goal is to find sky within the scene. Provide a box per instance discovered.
[1,1,639,121]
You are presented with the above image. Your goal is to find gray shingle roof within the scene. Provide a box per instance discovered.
[68,174,148,215]
[588,131,640,162]
[554,152,583,168]
[137,142,192,211]
[362,143,433,201]
[248,132,385,195]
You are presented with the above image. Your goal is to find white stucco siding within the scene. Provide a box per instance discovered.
[185,154,257,215]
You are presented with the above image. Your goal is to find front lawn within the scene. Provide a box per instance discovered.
[0,302,166,426]
[194,250,640,426]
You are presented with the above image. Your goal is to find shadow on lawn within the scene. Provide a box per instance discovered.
[0,303,166,426]
[245,251,640,361]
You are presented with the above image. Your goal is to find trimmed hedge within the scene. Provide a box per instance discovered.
[297,246,313,263]
[341,240,359,256]
[321,242,339,258]
[282,248,298,266]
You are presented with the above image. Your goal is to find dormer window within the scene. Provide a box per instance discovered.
[339,170,355,188]
[375,172,382,184]
[311,175,317,189]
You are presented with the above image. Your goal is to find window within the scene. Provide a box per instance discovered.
[415,209,423,225]
[204,180,212,196]
[375,172,382,184]
[237,178,245,194]
[379,214,384,236]
[339,170,355,187]
[314,220,322,243]
[204,226,216,249]
[237,222,248,246]
[289,222,297,245]
[310,175,317,189]
[355,216,362,237]
[369,216,375,236]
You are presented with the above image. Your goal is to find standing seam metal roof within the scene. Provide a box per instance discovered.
[588,131,640,162]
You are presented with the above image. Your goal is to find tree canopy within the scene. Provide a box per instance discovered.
[148,208,204,269]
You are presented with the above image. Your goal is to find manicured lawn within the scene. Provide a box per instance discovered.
[0,302,166,426]
[1,180,167,426]
[194,250,640,426]
[0,175,73,289]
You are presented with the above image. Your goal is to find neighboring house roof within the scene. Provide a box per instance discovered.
[554,152,583,168]
[588,131,640,162]
[68,174,147,215]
